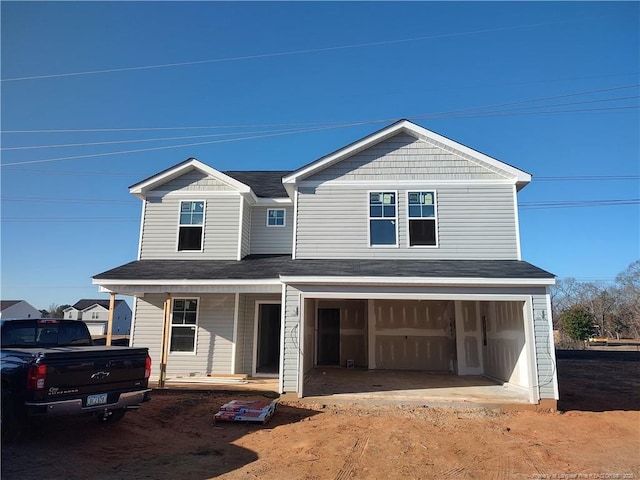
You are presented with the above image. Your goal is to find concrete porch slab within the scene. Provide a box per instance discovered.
[300,368,530,406]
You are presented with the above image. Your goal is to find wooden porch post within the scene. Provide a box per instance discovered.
[106,293,116,346]
[158,294,172,388]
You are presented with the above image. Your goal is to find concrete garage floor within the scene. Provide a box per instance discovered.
[301,368,531,407]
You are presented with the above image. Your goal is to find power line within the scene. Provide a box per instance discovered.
[3,95,637,152]
[0,126,331,151]
[2,199,637,217]
[536,175,640,181]
[1,18,598,82]
[1,217,139,222]
[520,199,639,209]
[3,168,638,182]
[1,105,637,168]
[0,123,366,167]
[0,196,136,205]
[3,84,638,135]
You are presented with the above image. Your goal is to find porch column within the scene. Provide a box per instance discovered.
[106,293,116,346]
[158,294,172,388]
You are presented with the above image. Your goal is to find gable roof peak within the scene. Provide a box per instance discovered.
[282,119,532,193]
[129,157,252,199]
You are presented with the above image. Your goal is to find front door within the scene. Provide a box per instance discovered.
[317,308,340,365]
[256,303,281,374]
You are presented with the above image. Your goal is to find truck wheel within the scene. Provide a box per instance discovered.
[98,409,126,424]
[1,389,24,443]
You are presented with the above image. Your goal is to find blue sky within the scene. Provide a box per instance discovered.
[1,1,638,310]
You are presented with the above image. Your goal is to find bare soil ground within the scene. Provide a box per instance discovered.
[3,354,639,480]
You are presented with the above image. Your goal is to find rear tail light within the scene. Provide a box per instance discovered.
[27,363,47,390]
[144,356,152,379]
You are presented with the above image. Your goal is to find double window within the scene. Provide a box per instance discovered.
[267,208,285,227]
[369,192,397,246]
[170,299,198,353]
[178,201,205,251]
[408,191,437,246]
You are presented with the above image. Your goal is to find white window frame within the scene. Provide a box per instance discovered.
[169,297,200,355]
[406,190,439,248]
[367,190,399,248]
[176,200,206,252]
[266,208,286,227]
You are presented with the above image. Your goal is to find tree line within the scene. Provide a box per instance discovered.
[551,260,639,343]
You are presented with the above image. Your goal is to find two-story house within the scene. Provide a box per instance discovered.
[63,299,132,336]
[93,120,558,408]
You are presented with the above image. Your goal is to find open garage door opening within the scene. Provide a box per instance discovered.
[301,298,532,402]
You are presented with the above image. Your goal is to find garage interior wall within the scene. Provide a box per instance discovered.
[373,299,456,371]
[481,301,528,388]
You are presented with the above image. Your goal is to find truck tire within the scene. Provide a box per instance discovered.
[98,408,126,424]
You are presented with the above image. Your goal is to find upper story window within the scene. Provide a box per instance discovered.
[178,201,205,251]
[369,192,397,246]
[408,191,437,247]
[170,298,198,353]
[267,208,285,227]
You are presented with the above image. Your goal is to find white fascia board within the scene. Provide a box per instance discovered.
[254,197,293,206]
[82,304,107,313]
[92,278,282,286]
[282,120,531,187]
[297,178,517,188]
[282,123,405,185]
[279,275,555,287]
[130,158,253,198]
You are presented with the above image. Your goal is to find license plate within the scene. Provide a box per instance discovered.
[86,393,108,407]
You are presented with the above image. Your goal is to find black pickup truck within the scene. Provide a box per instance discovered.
[1,318,152,441]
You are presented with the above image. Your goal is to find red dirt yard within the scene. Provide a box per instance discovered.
[2,354,639,480]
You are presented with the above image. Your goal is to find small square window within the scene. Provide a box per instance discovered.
[267,208,285,227]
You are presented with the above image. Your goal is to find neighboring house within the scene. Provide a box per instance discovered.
[0,300,41,319]
[63,299,132,336]
[93,120,558,407]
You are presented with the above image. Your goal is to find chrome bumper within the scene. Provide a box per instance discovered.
[25,389,151,416]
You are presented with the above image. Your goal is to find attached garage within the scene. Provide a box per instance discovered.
[294,290,540,403]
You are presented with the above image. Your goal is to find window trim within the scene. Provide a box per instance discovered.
[266,208,286,227]
[176,200,206,252]
[406,190,439,248]
[367,190,399,248]
[168,297,200,355]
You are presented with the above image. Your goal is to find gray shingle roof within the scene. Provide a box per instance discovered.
[94,256,554,281]
[0,300,22,311]
[223,171,291,198]
[72,299,126,310]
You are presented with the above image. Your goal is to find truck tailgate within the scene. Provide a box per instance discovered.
[31,346,149,402]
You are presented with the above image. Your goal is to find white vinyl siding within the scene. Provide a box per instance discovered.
[250,205,293,255]
[140,194,241,259]
[131,294,235,378]
[282,285,301,393]
[295,184,518,259]
[157,170,237,192]
[241,199,252,258]
[532,293,558,400]
[308,134,508,183]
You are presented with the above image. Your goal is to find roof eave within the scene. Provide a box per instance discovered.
[129,158,253,199]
